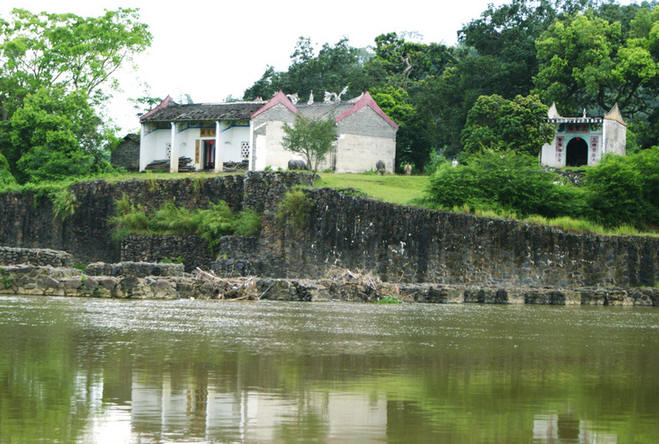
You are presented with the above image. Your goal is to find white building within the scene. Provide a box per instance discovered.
[540,103,627,167]
[139,91,398,173]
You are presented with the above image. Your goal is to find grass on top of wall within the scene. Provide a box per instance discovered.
[315,173,430,206]
[313,172,657,238]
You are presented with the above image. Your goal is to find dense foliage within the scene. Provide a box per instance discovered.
[244,0,658,170]
[460,94,555,156]
[0,8,151,183]
[424,147,659,229]
[425,150,587,219]
[111,197,261,251]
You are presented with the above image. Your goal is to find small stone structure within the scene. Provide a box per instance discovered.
[110,133,140,171]
[0,246,73,267]
[541,103,626,167]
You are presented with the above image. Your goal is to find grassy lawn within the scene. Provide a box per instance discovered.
[315,173,429,206]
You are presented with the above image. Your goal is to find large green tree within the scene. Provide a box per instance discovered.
[244,37,366,101]
[0,8,151,183]
[9,88,108,183]
[534,6,658,116]
[461,94,554,157]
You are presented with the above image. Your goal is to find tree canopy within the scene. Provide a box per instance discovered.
[461,94,554,157]
[0,7,151,183]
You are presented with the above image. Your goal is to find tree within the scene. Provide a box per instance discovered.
[0,152,15,186]
[244,37,366,101]
[534,7,658,117]
[282,115,338,173]
[9,88,109,183]
[461,94,554,157]
[0,8,151,182]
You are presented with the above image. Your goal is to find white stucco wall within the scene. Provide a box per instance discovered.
[540,140,562,167]
[219,123,250,163]
[254,134,267,171]
[603,119,626,156]
[173,125,200,167]
[140,129,171,171]
[261,121,305,170]
[335,134,395,173]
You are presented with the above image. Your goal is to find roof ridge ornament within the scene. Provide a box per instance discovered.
[547,102,561,119]
[604,102,626,126]
[323,86,349,104]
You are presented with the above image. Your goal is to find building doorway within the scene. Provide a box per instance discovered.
[566,137,588,167]
[202,140,215,170]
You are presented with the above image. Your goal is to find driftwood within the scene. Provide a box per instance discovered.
[194,268,259,300]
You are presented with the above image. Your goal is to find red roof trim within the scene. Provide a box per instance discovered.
[335,92,399,129]
[251,91,299,118]
[140,95,175,121]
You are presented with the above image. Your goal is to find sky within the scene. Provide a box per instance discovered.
[0,0,636,133]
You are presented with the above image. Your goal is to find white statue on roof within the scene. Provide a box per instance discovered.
[323,86,349,104]
[307,90,314,105]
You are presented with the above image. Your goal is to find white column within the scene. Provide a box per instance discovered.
[248,121,254,171]
[170,122,179,173]
[139,123,146,171]
[214,120,223,173]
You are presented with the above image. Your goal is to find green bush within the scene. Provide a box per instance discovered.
[276,190,313,229]
[424,147,449,175]
[585,147,659,228]
[424,150,586,219]
[424,147,658,231]
[234,209,262,236]
[51,189,78,220]
[110,197,262,248]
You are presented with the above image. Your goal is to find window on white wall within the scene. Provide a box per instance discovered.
[240,141,250,159]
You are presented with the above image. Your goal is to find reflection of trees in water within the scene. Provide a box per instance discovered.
[0,321,95,443]
[1,301,658,443]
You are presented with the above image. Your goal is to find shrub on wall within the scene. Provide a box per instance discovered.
[276,190,313,230]
[424,148,658,230]
[110,197,261,249]
[424,150,586,218]
[586,147,659,228]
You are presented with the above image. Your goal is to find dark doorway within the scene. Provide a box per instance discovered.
[566,137,588,167]
[202,140,215,170]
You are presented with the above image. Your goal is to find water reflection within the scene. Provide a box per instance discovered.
[0,297,657,443]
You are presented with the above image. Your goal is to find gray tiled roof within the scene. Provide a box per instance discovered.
[141,101,265,122]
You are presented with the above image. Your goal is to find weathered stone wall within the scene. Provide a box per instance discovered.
[120,234,259,272]
[261,188,658,288]
[1,263,657,305]
[0,246,73,267]
[0,172,311,264]
[120,234,213,271]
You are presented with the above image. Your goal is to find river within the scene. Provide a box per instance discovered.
[0,296,657,443]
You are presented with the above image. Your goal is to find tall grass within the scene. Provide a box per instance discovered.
[110,196,261,251]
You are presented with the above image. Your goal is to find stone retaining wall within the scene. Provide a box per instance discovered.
[120,235,260,272]
[260,188,658,288]
[0,172,312,264]
[0,246,73,267]
[1,263,657,306]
